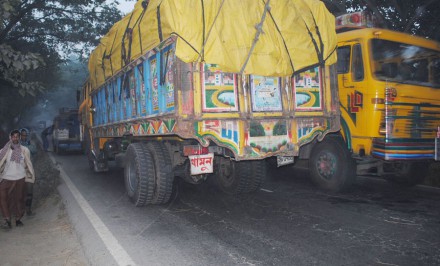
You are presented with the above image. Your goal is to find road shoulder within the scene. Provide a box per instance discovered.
[0,192,88,265]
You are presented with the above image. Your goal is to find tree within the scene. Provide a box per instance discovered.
[323,0,440,41]
[0,0,123,129]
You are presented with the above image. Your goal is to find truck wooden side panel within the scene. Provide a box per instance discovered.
[90,40,340,160]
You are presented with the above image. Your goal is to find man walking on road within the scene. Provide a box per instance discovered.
[0,129,35,230]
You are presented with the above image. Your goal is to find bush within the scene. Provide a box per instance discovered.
[31,133,60,206]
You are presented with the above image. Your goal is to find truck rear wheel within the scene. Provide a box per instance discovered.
[213,158,266,194]
[124,143,155,206]
[308,136,355,192]
[146,142,174,204]
[248,160,266,192]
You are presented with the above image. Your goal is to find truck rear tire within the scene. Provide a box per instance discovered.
[308,136,355,192]
[146,142,174,204]
[213,158,266,194]
[124,143,155,206]
[248,160,267,192]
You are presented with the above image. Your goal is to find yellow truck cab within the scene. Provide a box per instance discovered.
[336,11,440,185]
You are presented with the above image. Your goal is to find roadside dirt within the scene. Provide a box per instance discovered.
[0,134,88,265]
[0,193,87,265]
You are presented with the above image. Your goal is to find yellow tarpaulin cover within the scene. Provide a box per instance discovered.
[88,0,337,90]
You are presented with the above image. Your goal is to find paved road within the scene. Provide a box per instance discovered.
[53,154,440,266]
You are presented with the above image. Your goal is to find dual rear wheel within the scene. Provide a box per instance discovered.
[125,135,356,203]
[212,157,266,194]
[124,142,267,205]
[124,142,174,206]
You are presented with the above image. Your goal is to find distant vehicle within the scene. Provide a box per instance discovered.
[52,108,82,154]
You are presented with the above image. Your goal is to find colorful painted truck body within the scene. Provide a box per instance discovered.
[79,0,355,205]
[335,11,440,185]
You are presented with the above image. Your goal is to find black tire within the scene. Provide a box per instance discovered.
[386,162,429,187]
[265,157,278,169]
[248,160,267,192]
[146,142,174,204]
[213,158,266,194]
[308,136,355,192]
[124,143,155,206]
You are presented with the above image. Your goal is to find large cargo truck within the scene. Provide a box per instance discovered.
[335,11,440,186]
[79,0,355,205]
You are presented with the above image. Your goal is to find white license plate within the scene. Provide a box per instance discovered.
[189,153,214,175]
[277,156,294,167]
[56,129,69,140]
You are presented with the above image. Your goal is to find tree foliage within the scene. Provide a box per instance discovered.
[323,0,440,41]
[0,0,122,129]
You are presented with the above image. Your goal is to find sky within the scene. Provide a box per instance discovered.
[117,0,137,14]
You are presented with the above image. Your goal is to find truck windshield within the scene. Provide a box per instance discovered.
[371,39,440,88]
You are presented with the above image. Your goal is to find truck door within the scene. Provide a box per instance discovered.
[337,41,368,153]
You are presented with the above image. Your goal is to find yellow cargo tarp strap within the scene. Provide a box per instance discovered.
[300,16,324,73]
[122,5,146,67]
[102,30,118,79]
[157,4,163,42]
[123,12,138,67]
[157,3,201,58]
[308,12,325,65]
[199,0,226,63]
[240,0,270,75]
[136,4,149,54]
[160,48,170,85]
[100,52,106,80]
[106,38,114,76]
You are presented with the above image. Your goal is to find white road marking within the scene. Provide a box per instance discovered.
[52,156,136,266]
[260,188,273,193]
